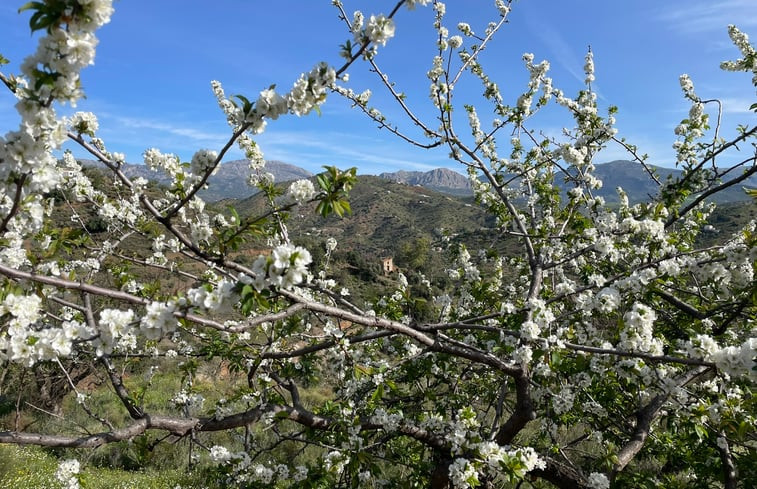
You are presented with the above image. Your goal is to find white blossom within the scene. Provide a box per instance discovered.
[366,15,396,46]
[587,472,610,489]
[286,179,316,203]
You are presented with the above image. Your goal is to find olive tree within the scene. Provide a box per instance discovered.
[0,1,755,488]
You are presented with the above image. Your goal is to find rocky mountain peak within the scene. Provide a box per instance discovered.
[378,167,472,195]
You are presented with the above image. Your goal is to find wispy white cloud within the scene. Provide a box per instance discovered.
[520,12,606,100]
[719,97,755,114]
[256,129,447,174]
[80,112,235,162]
[61,103,446,173]
[525,19,585,86]
[111,116,230,146]
[655,0,757,34]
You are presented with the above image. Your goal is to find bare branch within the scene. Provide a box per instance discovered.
[612,366,709,476]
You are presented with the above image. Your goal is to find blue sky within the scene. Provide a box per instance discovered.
[1,1,756,175]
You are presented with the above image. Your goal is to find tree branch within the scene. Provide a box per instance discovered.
[612,366,709,476]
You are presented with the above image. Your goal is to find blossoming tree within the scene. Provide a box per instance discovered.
[1,1,756,488]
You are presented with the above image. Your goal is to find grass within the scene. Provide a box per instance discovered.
[0,444,213,489]
[0,354,253,488]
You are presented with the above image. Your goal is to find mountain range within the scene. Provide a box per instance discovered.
[115,159,312,202]
[379,168,472,196]
[381,160,757,204]
[230,172,757,268]
[81,158,756,204]
[73,157,755,292]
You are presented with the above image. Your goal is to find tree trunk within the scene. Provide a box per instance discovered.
[430,454,452,489]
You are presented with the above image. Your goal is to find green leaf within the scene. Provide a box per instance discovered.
[17,1,45,14]
[332,200,344,217]
[28,10,49,31]
[316,173,328,191]
[232,94,252,114]
[371,383,384,402]
[737,421,751,440]
[693,423,707,441]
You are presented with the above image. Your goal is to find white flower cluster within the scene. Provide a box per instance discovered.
[19,2,113,104]
[687,334,757,380]
[211,80,243,128]
[457,22,473,36]
[552,385,575,415]
[516,52,551,116]
[98,196,142,228]
[366,15,396,47]
[449,458,479,489]
[448,35,463,49]
[348,8,399,59]
[405,0,432,9]
[326,237,338,253]
[239,133,265,172]
[139,301,178,340]
[68,111,99,136]
[711,338,757,380]
[509,446,547,475]
[672,74,709,163]
[285,179,316,204]
[288,62,337,116]
[495,0,511,16]
[55,459,81,489]
[371,407,404,432]
[448,443,546,488]
[593,287,621,313]
[211,61,335,138]
[209,445,232,462]
[95,308,136,356]
[679,73,695,97]
[448,246,480,282]
[190,149,219,177]
[1,293,41,329]
[427,55,446,105]
[584,50,595,84]
[186,279,237,314]
[241,244,313,292]
[587,472,610,489]
[561,144,588,167]
[0,293,94,366]
[255,88,288,121]
[0,233,30,268]
[209,445,307,484]
[1,2,113,260]
[521,298,555,340]
[720,25,757,88]
[619,303,663,355]
[171,389,205,413]
[143,147,182,177]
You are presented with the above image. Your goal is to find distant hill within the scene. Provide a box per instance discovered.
[233,175,496,257]
[81,159,312,201]
[587,160,757,204]
[380,160,757,203]
[196,159,312,201]
[81,157,756,204]
[229,172,755,277]
[590,160,678,202]
[379,168,472,196]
